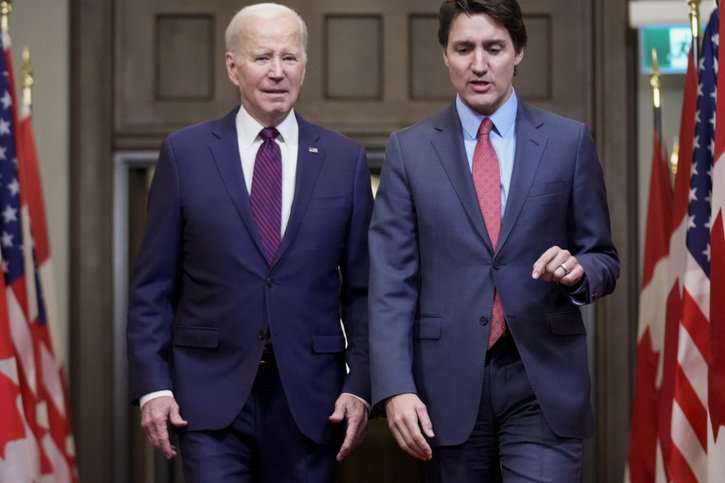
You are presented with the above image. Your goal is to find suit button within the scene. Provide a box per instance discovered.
[258,329,268,340]
[266,277,274,287]
[480,316,488,326]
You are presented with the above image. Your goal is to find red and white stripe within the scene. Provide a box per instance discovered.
[706,6,725,477]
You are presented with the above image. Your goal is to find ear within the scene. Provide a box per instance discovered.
[225,52,240,86]
[514,47,524,67]
[442,48,450,68]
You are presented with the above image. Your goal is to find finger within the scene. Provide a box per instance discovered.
[389,423,424,460]
[416,405,435,439]
[389,413,431,460]
[545,252,577,283]
[545,264,566,283]
[386,413,416,457]
[558,264,584,287]
[532,246,560,279]
[545,251,570,277]
[168,403,189,428]
[338,417,368,461]
[156,425,176,459]
[329,400,346,423]
[141,412,162,448]
[336,419,359,461]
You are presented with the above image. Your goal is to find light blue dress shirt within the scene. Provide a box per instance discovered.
[456,91,518,214]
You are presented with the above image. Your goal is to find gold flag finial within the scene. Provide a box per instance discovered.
[0,1,11,35]
[650,49,662,109]
[688,0,702,51]
[671,136,680,186]
[22,47,33,109]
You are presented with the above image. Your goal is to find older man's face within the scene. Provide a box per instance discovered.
[226,14,306,127]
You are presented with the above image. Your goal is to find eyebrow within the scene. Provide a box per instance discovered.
[450,38,506,48]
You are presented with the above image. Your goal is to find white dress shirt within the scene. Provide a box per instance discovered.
[236,106,299,235]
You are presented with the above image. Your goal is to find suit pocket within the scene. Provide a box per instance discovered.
[173,326,220,348]
[547,311,586,336]
[527,180,569,199]
[413,316,442,340]
[312,334,347,353]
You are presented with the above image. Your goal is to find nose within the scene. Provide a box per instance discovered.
[268,57,284,78]
[471,49,487,74]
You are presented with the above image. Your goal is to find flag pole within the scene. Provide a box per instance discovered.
[688,0,702,70]
[650,49,665,156]
[0,0,10,35]
[671,137,680,185]
[650,49,662,112]
[22,47,32,110]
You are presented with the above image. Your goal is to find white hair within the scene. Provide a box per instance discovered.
[225,3,308,56]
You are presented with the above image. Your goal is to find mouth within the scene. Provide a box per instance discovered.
[469,79,492,92]
[260,89,290,99]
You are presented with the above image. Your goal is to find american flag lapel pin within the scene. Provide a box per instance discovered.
[308,147,319,153]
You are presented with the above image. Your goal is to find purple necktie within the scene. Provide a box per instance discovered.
[250,128,282,265]
[472,118,506,348]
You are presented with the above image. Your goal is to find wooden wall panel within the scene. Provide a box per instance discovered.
[516,15,552,101]
[115,1,241,148]
[114,0,592,148]
[324,15,383,100]
[156,14,214,100]
[409,14,452,100]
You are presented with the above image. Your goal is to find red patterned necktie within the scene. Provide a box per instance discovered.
[472,118,506,348]
[250,127,282,265]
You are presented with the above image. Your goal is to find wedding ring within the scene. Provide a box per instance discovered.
[559,262,570,275]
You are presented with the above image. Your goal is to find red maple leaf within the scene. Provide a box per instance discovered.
[0,372,26,459]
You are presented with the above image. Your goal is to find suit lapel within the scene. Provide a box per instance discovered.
[273,114,324,266]
[208,109,267,258]
[497,102,547,251]
[431,104,492,250]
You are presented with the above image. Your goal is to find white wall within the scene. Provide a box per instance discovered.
[9,0,70,367]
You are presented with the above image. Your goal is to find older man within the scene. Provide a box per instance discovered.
[126,3,372,482]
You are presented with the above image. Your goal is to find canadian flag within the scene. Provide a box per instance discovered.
[0,28,77,482]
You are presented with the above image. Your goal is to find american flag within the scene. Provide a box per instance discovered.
[708,0,725,476]
[0,30,77,482]
[626,7,725,482]
[665,7,719,482]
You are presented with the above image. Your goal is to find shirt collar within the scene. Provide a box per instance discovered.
[236,106,299,149]
[455,90,518,140]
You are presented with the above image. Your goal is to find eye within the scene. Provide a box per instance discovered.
[487,43,504,54]
[283,54,298,63]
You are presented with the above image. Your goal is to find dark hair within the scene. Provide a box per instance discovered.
[438,0,527,53]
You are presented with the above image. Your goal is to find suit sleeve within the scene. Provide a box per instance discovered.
[340,145,374,401]
[368,133,421,407]
[567,124,620,303]
[126,137,183,404]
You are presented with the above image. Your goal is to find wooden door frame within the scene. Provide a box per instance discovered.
[70,0,115,481]
[591,1,639,480]
[70,0,637,481]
